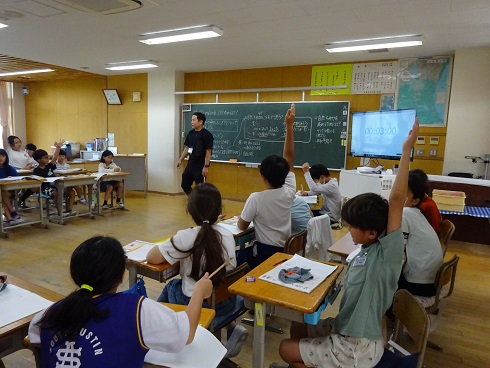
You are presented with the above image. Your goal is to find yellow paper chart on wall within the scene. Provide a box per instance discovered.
[311,64,352,95]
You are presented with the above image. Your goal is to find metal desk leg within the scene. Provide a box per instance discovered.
[128,265,137,287]
[253,302,266,368]
[0,191,6,238]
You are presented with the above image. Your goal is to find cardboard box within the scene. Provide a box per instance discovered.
[433,189,466,212]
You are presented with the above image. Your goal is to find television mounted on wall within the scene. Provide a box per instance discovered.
[102,89,122,105]
[350,109,416,161]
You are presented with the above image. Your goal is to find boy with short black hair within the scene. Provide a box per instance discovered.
[237,104,296,269]
[300,163,342,224]
[278,120,419,368]
[33,140,77,218]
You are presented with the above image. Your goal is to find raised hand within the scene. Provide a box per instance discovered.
[284,103,296,126]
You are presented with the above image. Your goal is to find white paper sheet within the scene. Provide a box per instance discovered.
[217,216,253,235]
[0,284,53,327]
[259,254,338,294]
[123,240,157,262]
[144,325,226,368]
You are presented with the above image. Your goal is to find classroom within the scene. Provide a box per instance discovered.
[1,1,489,367]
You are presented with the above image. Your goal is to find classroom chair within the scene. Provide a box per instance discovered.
[375,289,430,368]
[208,262,250,368]
[438,219,455,257]
[413,254,459,352]
[23,336,41,368]
[305,214,334,261]
[284,229,307,256]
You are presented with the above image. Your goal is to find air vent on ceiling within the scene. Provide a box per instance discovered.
[53,0,142,15]
[368,48,389,53]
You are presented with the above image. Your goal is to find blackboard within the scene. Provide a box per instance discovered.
[182,102,350,169]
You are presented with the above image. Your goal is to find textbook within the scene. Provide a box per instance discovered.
[259,254,337,294]
[123,240,157,262]
[217,216,253,235]
[144,325,226,368]
[53,168,82,174]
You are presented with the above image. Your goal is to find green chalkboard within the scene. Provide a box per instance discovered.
[181,102,350,169]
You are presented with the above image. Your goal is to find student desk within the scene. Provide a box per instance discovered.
[328,232,359,263]
[0,274,62,361]
[92,171,130,215]
[126,226,256,287]
[228,253,343,368]
[0,179,47,237]
[160,303,215,329]
[50,175,96,225]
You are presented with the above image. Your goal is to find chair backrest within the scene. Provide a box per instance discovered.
[208,262,250,307]
[284,229,307,256]
[428,254,459,315]
[305,214,334,261]
[390,289,430,368]
[309,195,324,211]
[438,219,455,256]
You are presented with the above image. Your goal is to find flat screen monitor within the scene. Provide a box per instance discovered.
[350,109,416,161]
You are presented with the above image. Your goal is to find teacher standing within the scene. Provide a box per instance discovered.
[177,112,213,195]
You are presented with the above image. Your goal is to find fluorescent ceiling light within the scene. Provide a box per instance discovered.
[326,35,423,53]
[105,60,158,71]
[0,23,8,29]
[0,68,54,77]
[139,25,223,45]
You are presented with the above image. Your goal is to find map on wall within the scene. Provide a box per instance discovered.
[395,56,453,126]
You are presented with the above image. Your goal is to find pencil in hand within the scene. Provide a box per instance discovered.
[209,257,234,278]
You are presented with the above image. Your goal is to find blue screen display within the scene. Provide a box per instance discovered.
[350,109,416,160]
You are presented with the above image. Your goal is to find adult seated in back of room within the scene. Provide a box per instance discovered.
[236,104,296,269]
[298,163,342,226]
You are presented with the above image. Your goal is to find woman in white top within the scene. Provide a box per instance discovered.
[2,134,32,170]
[98,150,124,209]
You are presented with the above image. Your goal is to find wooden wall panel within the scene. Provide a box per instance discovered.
[184,61,447,200]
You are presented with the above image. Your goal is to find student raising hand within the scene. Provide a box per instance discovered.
[285,103,295,126]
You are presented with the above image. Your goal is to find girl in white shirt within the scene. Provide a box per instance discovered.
[98,150,124,209]
[147,183,248,358]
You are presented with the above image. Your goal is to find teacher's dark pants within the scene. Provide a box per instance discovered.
[181,164,204,195]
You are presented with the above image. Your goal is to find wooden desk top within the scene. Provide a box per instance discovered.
[0,274,62,339]
[328,233,359,259]
[126,258,178,273]
[228,253,343,314]
[161,303,215,329]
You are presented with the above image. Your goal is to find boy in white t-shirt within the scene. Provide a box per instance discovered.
[237,104,296,269]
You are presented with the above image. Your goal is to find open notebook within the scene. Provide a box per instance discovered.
[144,325,226,368]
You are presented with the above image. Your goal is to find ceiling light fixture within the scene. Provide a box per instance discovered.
[139,25,223,45]
[0,68,54,77]
[0,23,8,28]
[326,35,423,53]
[105,60,158,71]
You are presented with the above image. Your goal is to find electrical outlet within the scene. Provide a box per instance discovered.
[416,148,425,156]
[430,137,439,145]
[429,148,438,157]
[417,136,426,144]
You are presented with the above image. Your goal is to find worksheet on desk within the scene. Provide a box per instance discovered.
[0,285,53,327]
[217,216,253,235]
[144,325,226,368]
[259,254,338,294]
[124,240,157,262]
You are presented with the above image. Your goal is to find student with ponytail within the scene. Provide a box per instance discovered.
[147,182,248,358]
[28,236,212,368]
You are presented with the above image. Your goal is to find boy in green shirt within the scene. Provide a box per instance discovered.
[278,120,419,368]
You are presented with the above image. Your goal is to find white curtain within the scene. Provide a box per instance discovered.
[0,81,12,148]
